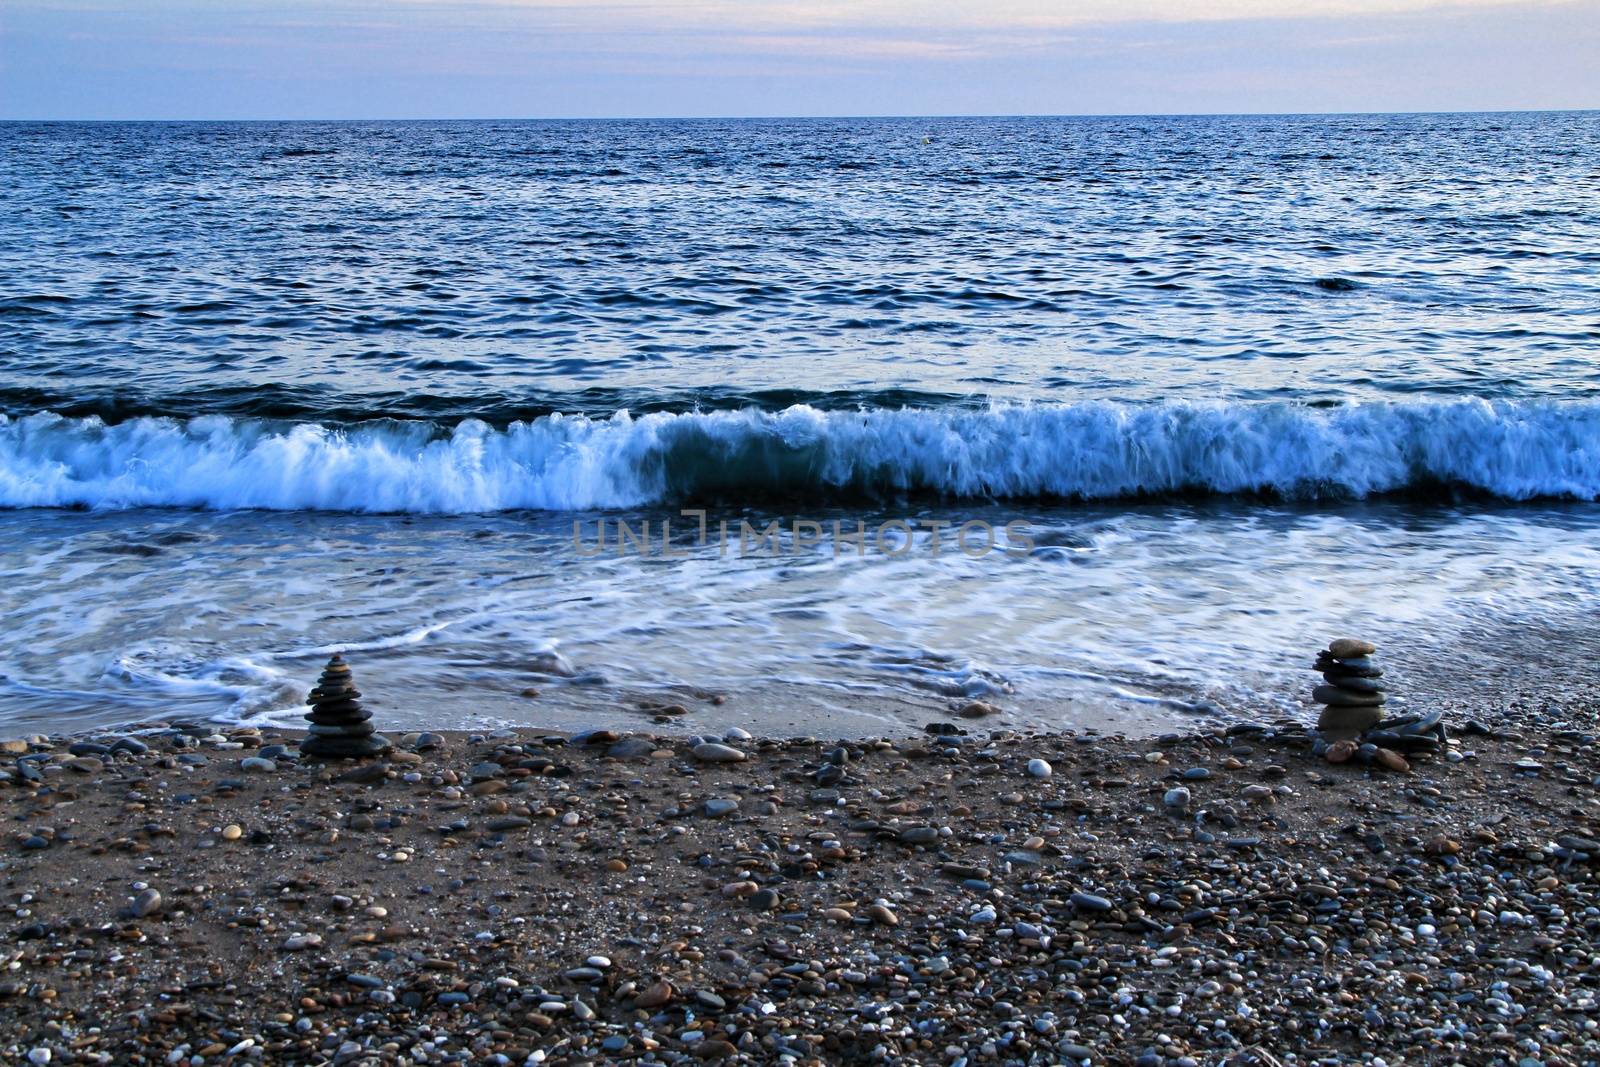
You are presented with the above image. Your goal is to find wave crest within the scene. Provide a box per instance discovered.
[0,399,1596,512]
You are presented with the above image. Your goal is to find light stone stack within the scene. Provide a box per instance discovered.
[1312,637,1386,739]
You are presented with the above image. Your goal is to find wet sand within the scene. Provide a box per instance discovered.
[2,704,1599,1066]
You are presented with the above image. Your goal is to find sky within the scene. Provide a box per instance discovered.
[1,0,1596,119]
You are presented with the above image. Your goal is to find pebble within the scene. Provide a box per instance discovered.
[1070,891,1114,912]
[1162,786,1191,812]
[1325,738,1359,763]
[240,756,277,772]
[607,737,656,759]
[704,797,740,817]
[130,888,162,918]
[1328,637,1377,658]
[635,980,674,1008]
[1026,758,1052,778]
[1375,747,1410,772]
[691,742,746,763]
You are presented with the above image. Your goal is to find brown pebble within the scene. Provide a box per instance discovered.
[1325,739,1358,764]
[635,980,674,1008]
[1328,637,1377,658]
[1375,748,1410,772]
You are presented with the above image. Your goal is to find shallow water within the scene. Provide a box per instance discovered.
[1,502,1594,735]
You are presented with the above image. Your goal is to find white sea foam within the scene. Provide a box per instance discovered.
[0,399,1596,512]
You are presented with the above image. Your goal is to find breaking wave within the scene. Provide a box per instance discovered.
[1,398,1597,513]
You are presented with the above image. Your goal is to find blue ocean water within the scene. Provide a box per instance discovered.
[0,114,1597,733]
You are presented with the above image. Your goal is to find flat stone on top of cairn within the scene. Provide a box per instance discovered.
[1313,637,1385,739]
[300,653,389,759]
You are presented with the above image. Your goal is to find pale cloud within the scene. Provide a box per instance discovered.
[354,0,1587,62]
[398,0,1578,31]
[716,33,980,59]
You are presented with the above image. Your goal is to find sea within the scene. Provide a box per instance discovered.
[1,113,1597,737]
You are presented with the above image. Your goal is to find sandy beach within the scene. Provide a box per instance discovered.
[2,702,1597,1066]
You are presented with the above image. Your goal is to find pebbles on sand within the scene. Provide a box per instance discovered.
[1,711,1595,1067]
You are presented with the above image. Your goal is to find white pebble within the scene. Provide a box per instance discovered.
[1026,758,1052,779]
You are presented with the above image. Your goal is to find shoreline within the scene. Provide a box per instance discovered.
[2,711,1598,1066]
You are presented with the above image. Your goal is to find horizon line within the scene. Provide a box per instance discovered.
[3,106,1597,124]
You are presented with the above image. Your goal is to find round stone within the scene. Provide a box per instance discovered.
[307,698,366,716]
[1327,638,1376,659]
[1375,748,1410,772]
[1322,673,1384,693]
[306,721,375,737]
[302,734,389,759]
[1317,704,1382,738]
[131,888,162,918]
[1312,684,1385,707]
[691,742,746,763]
[1315,654,1383,678]
[1324,738,1359,763]
[1070,891,1114,913]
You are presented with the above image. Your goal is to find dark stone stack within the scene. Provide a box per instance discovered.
[300,653,388,759]
[1312,637,1386,739]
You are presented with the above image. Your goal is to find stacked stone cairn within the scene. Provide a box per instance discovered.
[1313,637,1386,738]
[300,653,389,759]
[1312,637,1447,769]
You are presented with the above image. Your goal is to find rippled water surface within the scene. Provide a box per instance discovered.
[1,114,1597,733]
[4,114,1600,419]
